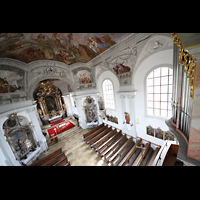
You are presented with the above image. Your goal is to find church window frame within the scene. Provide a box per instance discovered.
[102,79,115,110]
[146,66,173,118]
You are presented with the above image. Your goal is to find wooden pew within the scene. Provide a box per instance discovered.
[96,130,121,154]
[53,157,70,166]
[41,153,66,166]
[83,123,104,139]
[118,138,142,166]
[64,162,71,166]
[102,134,127,160]
[112,140,135,166]
[88,126,112,146]
[108,137,133,166]
[132,142,150,166]
[85,125,108,143]
[127,148,141,166]
[91,127,116,149]
[105,136,128,162]
[146,147,160,166]
[30,148,62,166]
[140,147,153,166]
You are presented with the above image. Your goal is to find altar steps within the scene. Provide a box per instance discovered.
[83,123,161,166]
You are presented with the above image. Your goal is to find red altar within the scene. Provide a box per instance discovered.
[47,121,75,142]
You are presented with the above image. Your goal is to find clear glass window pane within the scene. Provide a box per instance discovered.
[148,72,153,78]
[161,94,168,101]
[146,67,173,118]
[154,94,160,101]
[147,86,153,93]
[168,102,171,110]
[102,79,115,109]
[154,86,160,93]
[161,109,167,117]
[154,102,160,109]
[169,85,172,93]
[154,109,160,116]
[168,93,172,102]
[169,76,173,84]
[148,94,153,101]
[169,68,173,75]
[161,102,167,109]
[161,76,168,85]
[161,85,168,93]
[161,67,169,76]
[154,68,160,77]
[148,108,153,115]
[147,78,153,86]
[154,77,160,85]
[147,101,153,108]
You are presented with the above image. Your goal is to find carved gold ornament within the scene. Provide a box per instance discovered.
[171,33,196,99]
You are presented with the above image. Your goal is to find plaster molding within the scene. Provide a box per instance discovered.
[117,91,137,98]
[0,57,28,71]
[134,33,173,74]
[119,95,126,99]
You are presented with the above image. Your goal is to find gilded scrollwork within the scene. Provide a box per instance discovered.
[171,33,196,99]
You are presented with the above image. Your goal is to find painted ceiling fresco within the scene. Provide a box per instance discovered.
[0,33,131,65]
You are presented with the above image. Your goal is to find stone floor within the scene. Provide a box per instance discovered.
[40,119,108,166]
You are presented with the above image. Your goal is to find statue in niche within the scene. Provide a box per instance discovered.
[98,97,105,110]
[124,112,130,124]
[18,139,24,149]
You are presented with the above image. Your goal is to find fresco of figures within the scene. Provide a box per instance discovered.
[0,67,24,94]
[113,62,131,75]
[0,33,130,65]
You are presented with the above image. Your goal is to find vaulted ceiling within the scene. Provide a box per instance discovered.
[0,33,131,65]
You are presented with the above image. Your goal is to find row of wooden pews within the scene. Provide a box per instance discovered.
[29,148,71,166]
[83,123,161,166]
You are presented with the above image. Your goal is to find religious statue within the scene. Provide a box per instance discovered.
[18,139,24,149]
[124,112,130,124]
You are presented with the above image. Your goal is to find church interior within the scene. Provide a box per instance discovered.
[0,33,200,166]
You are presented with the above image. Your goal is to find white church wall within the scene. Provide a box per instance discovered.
[62,95,73,117]
[133,49,173,146]
[0,146,7,166]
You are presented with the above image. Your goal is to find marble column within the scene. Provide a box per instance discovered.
[187,61,200,161]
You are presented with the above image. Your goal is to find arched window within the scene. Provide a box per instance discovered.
[102,79,115,109]
[147,67,173,118]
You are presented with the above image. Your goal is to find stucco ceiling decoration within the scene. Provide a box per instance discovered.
[0,33,131,65]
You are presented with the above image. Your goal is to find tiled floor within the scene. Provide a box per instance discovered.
[40,118,108,166]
